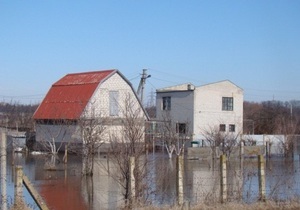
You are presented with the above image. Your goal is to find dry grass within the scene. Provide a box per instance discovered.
[136,200,300,210]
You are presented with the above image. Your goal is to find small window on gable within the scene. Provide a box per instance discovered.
[109,91,119,116]
[222,97,233,111]
[219,124,226,132]
[162,96,171,110]
[229,124,235,132]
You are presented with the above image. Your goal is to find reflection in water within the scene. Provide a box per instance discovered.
[81,159,123,210]
[39,178,88,210]
[152,156,177,205]
[4,152,300,209]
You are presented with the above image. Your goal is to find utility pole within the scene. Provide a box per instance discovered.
[137,69,151,105]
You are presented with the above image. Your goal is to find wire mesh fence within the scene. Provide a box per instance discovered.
[144,150,300,206]
[167,155,300,206]
[2,145,300,209]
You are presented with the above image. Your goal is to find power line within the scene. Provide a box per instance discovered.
[149,68,208,85]
[0,94,44,99]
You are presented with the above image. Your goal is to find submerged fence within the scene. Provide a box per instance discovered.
[3,127,300,209]
[0,132,49,210]
[166,154,300,207]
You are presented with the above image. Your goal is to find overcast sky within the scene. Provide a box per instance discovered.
[1,1,300,104]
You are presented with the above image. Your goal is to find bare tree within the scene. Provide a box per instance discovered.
[274,114,299,157]
[107,94,148,207]
[160,111,191,158]
[244,100,300,135]
[75,116,106,176]
[202,126,240,159]
[35,119,75,169]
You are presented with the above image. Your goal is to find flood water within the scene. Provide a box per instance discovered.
[1,152,300,209]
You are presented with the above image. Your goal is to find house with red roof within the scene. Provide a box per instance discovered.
[33,69,149,152]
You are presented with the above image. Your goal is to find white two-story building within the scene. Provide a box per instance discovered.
[156,80,243,141]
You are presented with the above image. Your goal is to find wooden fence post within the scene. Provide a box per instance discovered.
[220,154,227,203]
[1,132,7,210]
[258,155,266,201]
[129,156,136,204]
[176,155,184,206]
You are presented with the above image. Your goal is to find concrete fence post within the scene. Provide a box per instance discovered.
[129,156,136,204]
[220,154,227,203]
[258,155,266,201]
[1,132,7,210]
[14,165,25,208]
[145,143,149,156]
[266,141,268,158]
[240,140,244,168]
[63,144,68,164]
[23,174,49,210]
[152,135,155,155]
[266,141,270,159]
[107,149,110,175]
[176,155,184,206]
[240,140,244,159]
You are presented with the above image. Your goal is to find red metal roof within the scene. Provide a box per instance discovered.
[33,70,115,120]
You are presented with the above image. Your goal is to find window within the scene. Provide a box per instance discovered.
[219,124,226,132]
[229,124,235,132]
[176,123,186,134]
[222,97,233,111]
[162,96,171,110]
[109,91,119,116]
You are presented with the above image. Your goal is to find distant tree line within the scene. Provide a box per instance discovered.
[244,100,300,135]
[0,101,38,131]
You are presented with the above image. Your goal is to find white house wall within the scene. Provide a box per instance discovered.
[156,90,194,130]
[194,81,243,139]
[82,72,146,143]
[84,72,143,119]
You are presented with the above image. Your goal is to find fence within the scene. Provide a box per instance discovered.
[3,128,300,209]
[0,132,49,210]
[14,165,49,210]
[169,154,300,207]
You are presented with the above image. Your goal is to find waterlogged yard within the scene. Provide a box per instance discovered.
[2,152,300,210]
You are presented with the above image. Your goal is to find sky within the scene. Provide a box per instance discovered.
[1,1,300,105]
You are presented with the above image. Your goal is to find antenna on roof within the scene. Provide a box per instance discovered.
[137,69,151,105]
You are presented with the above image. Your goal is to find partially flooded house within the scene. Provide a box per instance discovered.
[33,69,148,152]
[155,80,244,143]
